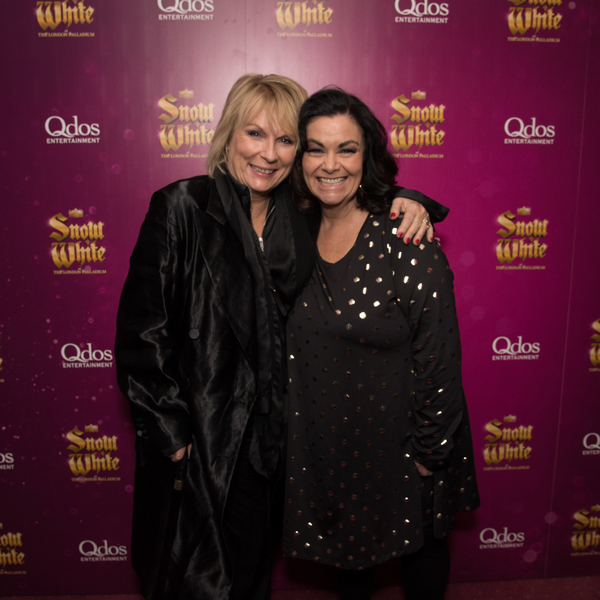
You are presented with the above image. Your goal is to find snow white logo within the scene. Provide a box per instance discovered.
[507,0,562,42]
[590,319,600,371]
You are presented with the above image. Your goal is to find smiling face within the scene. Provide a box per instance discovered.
[226,109,296,202]
[302,114,364,211]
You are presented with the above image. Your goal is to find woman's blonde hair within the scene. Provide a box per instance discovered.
[206,74,308,177]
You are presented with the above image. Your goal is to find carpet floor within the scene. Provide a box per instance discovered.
[2,576,599,600]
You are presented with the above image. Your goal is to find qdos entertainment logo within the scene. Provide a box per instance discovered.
[45,115,100,145]
[61,343,113,369]
[479,526,525,549]
[157,0,214,20]
[79,539,127,562]
[492,335,540,361]
[0,453,14,471]
[394,0,449,23]
[504,117,555,145]
[582,433,600,457]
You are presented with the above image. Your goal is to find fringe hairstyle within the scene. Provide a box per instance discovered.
[206,74,307,177]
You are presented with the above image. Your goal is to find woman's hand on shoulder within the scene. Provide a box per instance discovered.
[389,197,433,245]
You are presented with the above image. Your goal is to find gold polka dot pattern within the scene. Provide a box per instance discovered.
[282,212,479,569]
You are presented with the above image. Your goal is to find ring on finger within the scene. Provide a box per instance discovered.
[423,218,431,229]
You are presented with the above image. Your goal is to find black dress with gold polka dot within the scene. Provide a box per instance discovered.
[283,212,479,570]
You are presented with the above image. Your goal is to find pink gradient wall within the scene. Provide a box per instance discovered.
[1,0,599,594]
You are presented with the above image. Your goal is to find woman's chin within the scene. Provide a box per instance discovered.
[315,194,357,210]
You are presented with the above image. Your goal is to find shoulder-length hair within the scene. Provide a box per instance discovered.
[292,88,398,214]
[206,74,308,177]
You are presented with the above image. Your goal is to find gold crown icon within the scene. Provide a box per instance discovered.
[592,505,600,512]
[517,207,531,216]
[68,209,84,218]
[504,415,517,423]
[84,424,99,433]
[411,90,426,101]
[179,89,194,99]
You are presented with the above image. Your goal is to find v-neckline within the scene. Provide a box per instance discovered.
[317,211,371,266]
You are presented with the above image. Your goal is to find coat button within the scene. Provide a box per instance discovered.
[189,328,200,339]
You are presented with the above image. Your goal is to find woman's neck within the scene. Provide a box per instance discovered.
[251,194,270,238]
[319,198,361,227]
[317,200,368,263]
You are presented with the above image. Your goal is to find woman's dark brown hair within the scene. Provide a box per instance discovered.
[292,87,399,214]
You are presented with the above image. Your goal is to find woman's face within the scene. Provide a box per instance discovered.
[227,109,296,202]
[302,114,364,210]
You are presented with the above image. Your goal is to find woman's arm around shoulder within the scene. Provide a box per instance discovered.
[390,187,449,245]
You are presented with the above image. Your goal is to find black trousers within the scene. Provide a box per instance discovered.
[222,420,284,600]
[336,476,451,600]
[335,533,450,600]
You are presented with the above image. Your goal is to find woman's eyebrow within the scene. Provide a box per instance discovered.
[338,140,360,147]
[306,139,360,147]
[244,122,265,132]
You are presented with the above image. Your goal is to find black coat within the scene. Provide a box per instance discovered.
[115,175,447,599]
[115,175,315,599]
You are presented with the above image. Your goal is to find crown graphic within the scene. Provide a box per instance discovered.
[84,424,99,433]
[517,206,531,216]
[179,89,194,99]
[592,505,600,512]
[68,209,84,218]
[411,90,426,101]
[504,415,517,423]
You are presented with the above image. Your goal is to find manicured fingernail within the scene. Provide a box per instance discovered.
[415,239,420,245]
[390,212,396,219]
[397,231,404,239]
[405,237,411,244]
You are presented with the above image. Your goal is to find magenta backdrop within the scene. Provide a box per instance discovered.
[1,0,599,595]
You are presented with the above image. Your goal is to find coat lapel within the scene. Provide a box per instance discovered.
[193,180,258,375]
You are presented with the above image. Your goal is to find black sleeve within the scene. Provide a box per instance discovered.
[394,187,449,223]
[115,190,193,456]
[391,236,464,470]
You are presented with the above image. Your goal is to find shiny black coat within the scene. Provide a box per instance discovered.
[115,175,313,599]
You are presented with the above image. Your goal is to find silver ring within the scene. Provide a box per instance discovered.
[423,218,431,229]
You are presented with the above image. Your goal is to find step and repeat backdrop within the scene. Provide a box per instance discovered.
[1,0,599,595]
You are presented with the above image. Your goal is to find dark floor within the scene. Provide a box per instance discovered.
[2,576,600,600]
